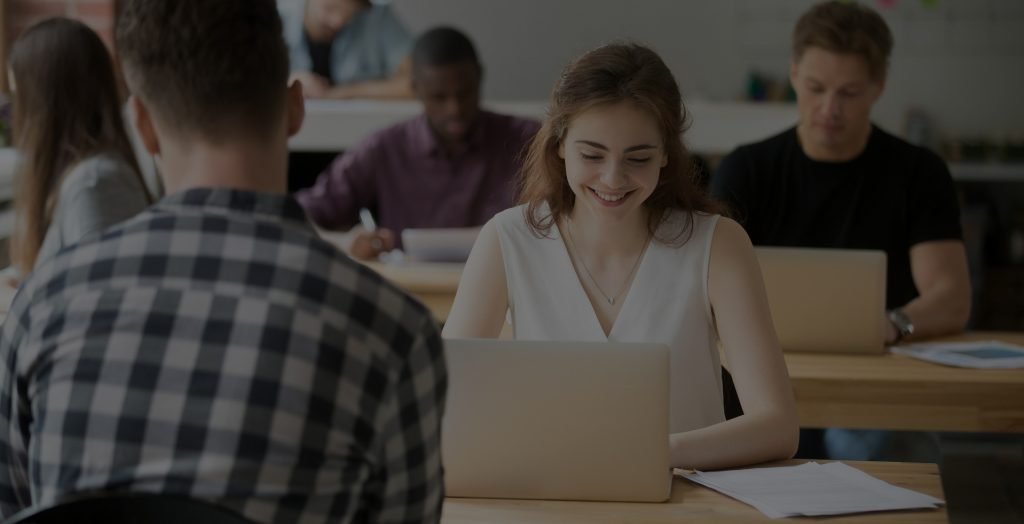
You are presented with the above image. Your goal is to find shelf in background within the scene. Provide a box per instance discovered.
[950,162,1024,182]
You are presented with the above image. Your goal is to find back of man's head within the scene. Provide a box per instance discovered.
[116,0,289,143]
[412,27,481,75]
[793,0,892,80]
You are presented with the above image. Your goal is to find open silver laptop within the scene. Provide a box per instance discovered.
[401,227,479,262]
[442,339,671,502]
[755,247,887,354]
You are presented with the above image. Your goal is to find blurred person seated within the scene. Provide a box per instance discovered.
[5,18,152,287]
[280,0,413,99]
[711,0,970,462]
[296,26,540,260]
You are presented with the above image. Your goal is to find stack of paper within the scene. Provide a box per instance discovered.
[891,341,1024,369]
[676,462,944,519]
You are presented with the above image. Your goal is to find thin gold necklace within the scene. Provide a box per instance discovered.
[564,218,650,306]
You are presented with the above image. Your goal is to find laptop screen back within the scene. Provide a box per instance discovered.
[755,247,887,354]
[441,338,671,502]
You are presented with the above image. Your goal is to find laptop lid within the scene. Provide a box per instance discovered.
[401,228,480,263]
[442,339,671,502]
[755,247,887,354]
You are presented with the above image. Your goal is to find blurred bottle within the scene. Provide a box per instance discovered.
[904,108,936,152]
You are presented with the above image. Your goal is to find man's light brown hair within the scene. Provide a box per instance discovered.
[793,1,893,80]
[115,0,290,142]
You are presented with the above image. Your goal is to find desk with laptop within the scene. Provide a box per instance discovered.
[441,338,948,521]
[442,462,946,523]
[349,238,1024,435]
[366,241,979,520]
[0,233,981,520]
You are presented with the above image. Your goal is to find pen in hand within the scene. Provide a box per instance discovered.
[359,208,377,233]
[359,208,383,251]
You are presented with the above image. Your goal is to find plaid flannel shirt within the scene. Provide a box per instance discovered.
[0,188,446,523]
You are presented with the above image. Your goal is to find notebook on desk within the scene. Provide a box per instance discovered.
[401,227,479,262]
[442,339,672,502]
[755,247,887,354]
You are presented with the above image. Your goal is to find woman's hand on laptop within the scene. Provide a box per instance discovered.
[349,227,396,261]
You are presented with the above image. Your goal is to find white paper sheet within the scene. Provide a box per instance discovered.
[675,462,944,519]
[891,341,1024,369]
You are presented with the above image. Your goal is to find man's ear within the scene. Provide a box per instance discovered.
[873,66,888,100]
[286,80,306,137]
[129,95,160,156]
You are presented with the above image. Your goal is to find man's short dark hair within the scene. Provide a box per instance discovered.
[411,26,481,72]
[116,0,289,141]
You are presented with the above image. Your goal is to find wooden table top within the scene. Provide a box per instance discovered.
[363,261,463,294]
[359,259,1024,433]
[5,255,1020,433]
[442,460,947,523]
[785,332,1024,432]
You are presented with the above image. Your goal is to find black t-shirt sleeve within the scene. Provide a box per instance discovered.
[710,148,758,230]
[907,150,963,246]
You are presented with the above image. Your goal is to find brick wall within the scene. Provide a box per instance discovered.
[6,0,116,47]
[2,0,118,93]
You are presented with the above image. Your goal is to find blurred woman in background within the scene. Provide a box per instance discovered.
[7,17,152,280]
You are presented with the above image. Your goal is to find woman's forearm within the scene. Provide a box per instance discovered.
[670,409,799,470]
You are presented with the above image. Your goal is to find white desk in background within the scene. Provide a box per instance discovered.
[289,99,798,156]
[288,100,1024,183]
[0,147,18,203]
[948,162,1024,182]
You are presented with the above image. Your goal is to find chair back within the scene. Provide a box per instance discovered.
[3,493,255,524]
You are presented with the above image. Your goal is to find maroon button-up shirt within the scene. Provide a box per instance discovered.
[296,110,540,244]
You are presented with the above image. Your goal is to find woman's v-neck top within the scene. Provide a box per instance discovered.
[493,204,725,433]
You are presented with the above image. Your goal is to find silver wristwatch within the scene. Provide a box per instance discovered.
[887,308,914,343]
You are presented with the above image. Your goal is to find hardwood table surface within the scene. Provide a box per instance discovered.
[442,460,947,523]
[783,332,1024,432]
[362,261,1024,433]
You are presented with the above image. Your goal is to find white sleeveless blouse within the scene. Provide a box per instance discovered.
[493,204,725,433]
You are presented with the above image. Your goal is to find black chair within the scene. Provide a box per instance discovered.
[3,492,256,524]
[722,367,744,420]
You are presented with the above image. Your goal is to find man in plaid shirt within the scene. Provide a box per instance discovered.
[0,1,446,522]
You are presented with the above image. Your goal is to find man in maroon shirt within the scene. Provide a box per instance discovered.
[296,26,540,260]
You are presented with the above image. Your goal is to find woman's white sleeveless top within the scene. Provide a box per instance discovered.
[493,204,725,433]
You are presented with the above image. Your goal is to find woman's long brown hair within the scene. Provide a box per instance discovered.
[518,42,720,245]
[8,17,149,274]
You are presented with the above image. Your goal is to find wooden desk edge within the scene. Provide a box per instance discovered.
[442,460,946,523]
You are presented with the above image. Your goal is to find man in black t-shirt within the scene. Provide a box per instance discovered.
[711,2,971,462]
[712,2,970,345]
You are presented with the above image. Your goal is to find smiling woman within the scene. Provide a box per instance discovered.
[443,42,800,472]
[518,43,718,242]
